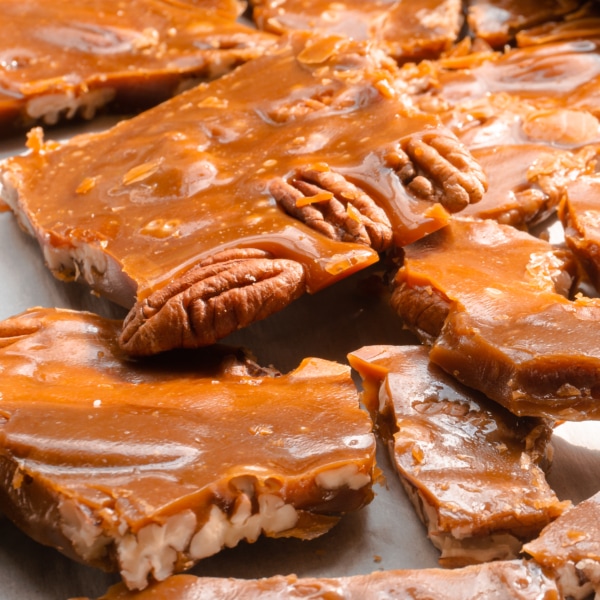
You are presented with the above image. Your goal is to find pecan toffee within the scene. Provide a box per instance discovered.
[391,217,600,421]
[348,344,567,567]
[84,560,560,599]
[0,0,277,132]
[467,0,583,48]
[559,162,600,292]
[523,491,600,600]
[0,307,376,590]
[0,32,486,355]
[250,0,464,63]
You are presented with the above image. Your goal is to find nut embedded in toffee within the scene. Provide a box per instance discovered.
[0,32,486,356]
[0,307,376,590]
[0,0,277,132]
[391,217,600,421]
[348,344,568,567]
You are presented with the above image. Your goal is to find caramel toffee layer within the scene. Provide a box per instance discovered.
[0,0,276,131]
[0,32,486,354]
[85,559,559,600]
[0,307,376,590]
[392,217,600,421]
[348,344,567,567]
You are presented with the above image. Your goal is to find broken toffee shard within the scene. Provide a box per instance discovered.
[392,217,600,421]
[523,490,600,600]
[348,344,568,567]
[82,559,560,599]
[0,0,277,132]
[0,32,486,356]
[0,307,376,590]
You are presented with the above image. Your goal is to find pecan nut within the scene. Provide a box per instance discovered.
[387,131,488,213]
[269,166,393,252]
[119,249,307,356]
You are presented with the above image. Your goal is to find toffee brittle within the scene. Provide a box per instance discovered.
[250,0,464,63]
[0,307,376,590]
[83,560,560,599]
[0,0,277,132]
[0,32,486,356]
[391,217,600,421]
[348,344,567,567]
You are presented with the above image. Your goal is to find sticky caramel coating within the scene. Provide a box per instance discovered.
[0,307,375,589]
[348,344,567,567]
[559,172,600,292]
[392,217,600,421]
[0,0,278,131]
[523,491,600,599]
[250,0,463,62]
[467,0,582,48]
[86,560,560,600]
[0,33,483,308]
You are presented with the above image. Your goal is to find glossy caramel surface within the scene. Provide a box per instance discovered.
[395,217,600,420]
[2,33,461,302]
[349,345,565,548]
[251,0,463,61]
[0,307,375,564]
[0,0,271,128]
[523,490,600,566]
[88,561,560,600]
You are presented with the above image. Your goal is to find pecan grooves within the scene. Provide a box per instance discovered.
[120,249,307,356]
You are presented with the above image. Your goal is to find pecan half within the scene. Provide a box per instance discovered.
[269,167,393,252]
[387,131,488,213]
[119,248,307,356]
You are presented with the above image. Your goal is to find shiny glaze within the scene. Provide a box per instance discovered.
[0,0,272,126]
[251,0,463,61]
[560,174,600,290]
[348,345,565,547]
[88,561,560,600]
[4,33,456,302]
[467,0,581,48]
[0,308,375,559]
[396,217,600,420]
[524,491,600,566]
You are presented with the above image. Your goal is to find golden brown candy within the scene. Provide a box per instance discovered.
[250,0,464,63]
[0,0,277,132]
[0,307,376,590]
[392,217,600,421]
[348,344,567,567]
[523,491,600,600]
[82,560,560,600]
[0,32,486,355]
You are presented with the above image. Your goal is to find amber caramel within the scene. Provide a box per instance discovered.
[84,560,560,599]
[0,0,277,131]
[467,0,582,48]
[250,0,463,62]
[0,32,487,354]
[392,217,600,421]
[522,491,600,599]
[348,344,567,567]
[0,307,375,590]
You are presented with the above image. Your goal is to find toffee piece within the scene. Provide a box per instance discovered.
[250,0,464,63]
[391,217,600,421]
[0,307,376,590]
[0,0,276,132]
[0,32,486,356]
[83,560,560,599]
[467,0,583,48]
[348,344,567,567]
[523,491,600,600]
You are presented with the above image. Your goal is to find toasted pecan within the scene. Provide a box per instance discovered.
[120,249,306,356]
